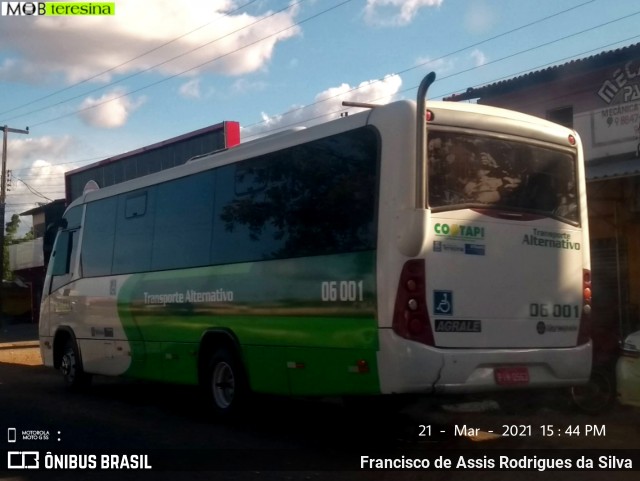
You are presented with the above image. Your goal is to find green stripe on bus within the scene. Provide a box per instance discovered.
[116,251,379,394]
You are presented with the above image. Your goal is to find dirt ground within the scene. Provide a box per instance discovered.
[0,346,42,365]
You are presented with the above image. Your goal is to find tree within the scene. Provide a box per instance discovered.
[3,214,24,281]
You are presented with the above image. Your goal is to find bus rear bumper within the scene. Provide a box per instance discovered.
[377,330,592,394]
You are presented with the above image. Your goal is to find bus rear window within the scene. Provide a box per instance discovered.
[428,131,579,224]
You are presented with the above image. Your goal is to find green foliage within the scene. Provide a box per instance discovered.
[3,214,34,280]
[5,214,20,239]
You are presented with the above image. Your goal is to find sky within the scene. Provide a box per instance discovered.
[1,0,639,232]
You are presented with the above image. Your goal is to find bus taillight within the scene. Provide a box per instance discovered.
[578,269,592,345]
[392,259,435,346]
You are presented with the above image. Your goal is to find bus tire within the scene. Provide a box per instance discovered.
[60,339,92,390]
[207,347,248,418]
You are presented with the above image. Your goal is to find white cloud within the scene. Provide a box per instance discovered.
[470,49,488,67]
[77,89,145,128]
[179,78,202,99]
[18,159,68,198]
[0,0,301,84]
[7,136,75,171]
[5,136,74,220]
[317,75,402,106]
[364,0,443,27]
[246,74,402,138]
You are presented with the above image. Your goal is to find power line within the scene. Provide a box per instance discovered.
[9,153,130,174]
[4,2,638,182]
[13,178,53,202]
[21,0,594,131]
[10,33,640,184]
[241,10,640,139]
[6,0,599,181]
[28,0,351,128]
[240,0,621,134]
[0,0,262,118]
[437,35,640,103]
[238,34,639,143]
[4,0,311,125]
[9,190,64,194]
[1,125,29,308]
[0,0,612,138]
[433,12,640,91]
[6,202,61,207]
[3,22,632,211]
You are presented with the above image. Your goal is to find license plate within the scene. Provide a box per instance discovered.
[494,367,530,385]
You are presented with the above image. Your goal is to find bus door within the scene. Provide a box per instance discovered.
[46,226,81,334]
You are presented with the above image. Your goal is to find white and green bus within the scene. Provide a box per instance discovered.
[40,73,592,414]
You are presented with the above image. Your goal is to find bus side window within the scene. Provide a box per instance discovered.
[50,229,79,291]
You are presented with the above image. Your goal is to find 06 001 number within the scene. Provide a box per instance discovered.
[530,303,579,318]
[321,281,364,302]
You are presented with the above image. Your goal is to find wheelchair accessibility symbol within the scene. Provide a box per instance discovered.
[434,290,453,315]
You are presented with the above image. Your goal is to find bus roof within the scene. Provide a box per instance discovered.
[69,106,373,209]
[427,100,577,147]
[67,98,577,211]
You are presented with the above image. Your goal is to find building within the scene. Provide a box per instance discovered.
[65,120,240,203]
[445,42,640,348]
[8,199,66,323]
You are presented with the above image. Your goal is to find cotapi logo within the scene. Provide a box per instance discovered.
[434,223,484,239]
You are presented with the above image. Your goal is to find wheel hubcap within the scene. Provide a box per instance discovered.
[61,352,75,380]
[212,362,235,409]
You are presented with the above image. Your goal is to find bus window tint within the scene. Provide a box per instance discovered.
[428,131,579,224]
[63,205,83,230]
[112,189,155,274]
[212,127,379,264]
[82,197,117,277]
[50,229,79,291]
[124,192,147,218]
[50,230,71,277]
[152,171,215,270]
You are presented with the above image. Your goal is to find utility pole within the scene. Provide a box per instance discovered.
[1,125,29,329]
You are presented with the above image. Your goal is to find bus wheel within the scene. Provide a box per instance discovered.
[208,347,248,417]
[60,339,92,389]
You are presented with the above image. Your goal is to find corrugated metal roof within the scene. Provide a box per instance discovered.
[19,199,65,216]
[444,42,640,102]
[587,157,640,181]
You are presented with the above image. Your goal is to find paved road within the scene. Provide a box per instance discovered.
[1,358,639,481]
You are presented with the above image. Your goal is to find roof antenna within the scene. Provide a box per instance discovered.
[341,101,380,109]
